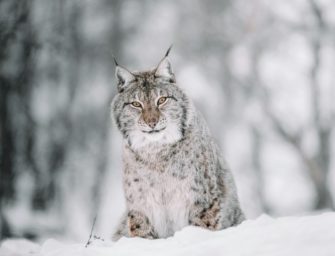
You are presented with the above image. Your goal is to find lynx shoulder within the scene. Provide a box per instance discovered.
[111,48,245,240]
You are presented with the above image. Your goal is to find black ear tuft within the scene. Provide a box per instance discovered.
[165,45,173,58]
[155,46,175,82]
[113,56,119,66]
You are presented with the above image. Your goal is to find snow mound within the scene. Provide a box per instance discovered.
[1,213,335,256]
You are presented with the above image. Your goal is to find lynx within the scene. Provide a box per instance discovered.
[111,47,245,240]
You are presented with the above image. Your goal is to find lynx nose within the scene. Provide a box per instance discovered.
[147,117,158,129]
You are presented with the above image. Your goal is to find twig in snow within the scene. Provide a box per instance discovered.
[85,216,97,248]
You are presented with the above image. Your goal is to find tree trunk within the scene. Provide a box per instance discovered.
[0,0,37,238]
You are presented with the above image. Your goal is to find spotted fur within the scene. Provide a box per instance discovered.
[111,52,245,240]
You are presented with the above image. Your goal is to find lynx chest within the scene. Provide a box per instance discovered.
[125,164,194,238]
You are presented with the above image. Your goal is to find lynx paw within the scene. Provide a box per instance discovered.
[190,199,221,230]
[127,211,158,239]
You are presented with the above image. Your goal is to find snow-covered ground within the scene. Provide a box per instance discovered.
[1,212,335,256]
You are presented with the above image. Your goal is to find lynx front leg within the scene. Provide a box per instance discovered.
[127,210,158,239]
[189,199,222,230]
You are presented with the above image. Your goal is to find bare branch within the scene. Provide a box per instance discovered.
[308,0,326,29]
[85,216,97,248]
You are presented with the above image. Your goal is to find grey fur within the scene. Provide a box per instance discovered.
[111,54,245,240]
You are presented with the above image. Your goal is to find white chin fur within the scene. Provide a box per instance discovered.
[129,123,181,150]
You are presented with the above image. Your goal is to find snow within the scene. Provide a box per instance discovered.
[1,212,335,256]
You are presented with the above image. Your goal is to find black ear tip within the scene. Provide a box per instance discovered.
[165,45,173,57]
[113,56,119,66]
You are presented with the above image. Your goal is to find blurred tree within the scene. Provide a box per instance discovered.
[91,0,124,219]
[0,0,38,238]
[307,0,334,210]
[259,0,334,210]
[31,0,84,211]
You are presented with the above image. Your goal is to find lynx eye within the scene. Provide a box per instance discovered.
[157,97,167,105]
[131,101,142,108]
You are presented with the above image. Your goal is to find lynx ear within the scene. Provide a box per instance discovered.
[114,58,135,92]
[155,46,175,82]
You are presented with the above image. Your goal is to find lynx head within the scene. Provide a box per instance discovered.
[111,47,190,149]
